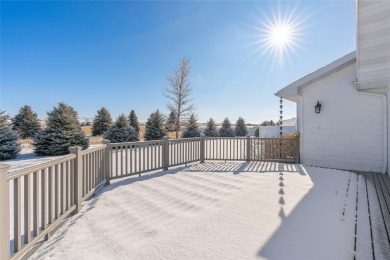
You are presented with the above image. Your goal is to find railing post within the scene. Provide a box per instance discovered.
[200,134,205,163]
[163,136,169,170]
[293,136,300,164]
[246,134,251,162]
[0,164,10,260]
[103,140,111,185]
[69,146,83,214]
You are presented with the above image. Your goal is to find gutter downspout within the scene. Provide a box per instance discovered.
[353,82,388,174]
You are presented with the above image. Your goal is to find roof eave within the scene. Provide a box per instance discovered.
[275,51,357,103]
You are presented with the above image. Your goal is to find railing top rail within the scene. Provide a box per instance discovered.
[109,140,163,147]
[205,137,246,140]
[81,144,107,155]
[7,154,76,181]
[169,137,201,142]
[251,137,296,140]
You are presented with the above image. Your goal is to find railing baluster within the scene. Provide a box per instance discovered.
[115,147,119,178]
[89,153,93,191]
[99,149,103,182]
[70,160,74,206]
[65,162,69,210]
[135,145,138,173]
[62,164,66,214]
[92,152,95,186]
[48,167,53,226]
[82,155,86,197]
[55,164,60,219]
[41,168,47,231]
[125,145,128,174]
[14,178,22,252]
[154,143,157,169]
[120,146,123,176]
[24,174,31,244]
[147,144,150,171]
[130,144,133,174]
[33,171,39,236]
[142,145,145,172]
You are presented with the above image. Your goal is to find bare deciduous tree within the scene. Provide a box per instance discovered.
[164,57,195,139]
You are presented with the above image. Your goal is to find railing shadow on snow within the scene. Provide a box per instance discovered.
[182,161,305,175]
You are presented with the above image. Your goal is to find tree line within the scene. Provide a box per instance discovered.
[0,103,258,160]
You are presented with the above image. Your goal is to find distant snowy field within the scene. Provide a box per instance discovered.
[5,146,101,172]
[29,162,360,260]
[5,148,61,172]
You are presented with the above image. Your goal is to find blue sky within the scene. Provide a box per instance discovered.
[1,0,356,123]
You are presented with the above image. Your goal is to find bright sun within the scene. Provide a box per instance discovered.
[250,5,306,65]
[269,24,293,47]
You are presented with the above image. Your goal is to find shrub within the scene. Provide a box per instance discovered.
[104,114,139,143]
[234,117,248,136]
[92,107,113,136]
[204,118,218,137]
[34,103,88,156]
[144,110,166,141]
[182,114,201,138]
[12,105,40,138]
[219,117,235,137]
[128,110,140,133]
[254,126,259,137]
[0,110,20,160]
[165,110,178,132]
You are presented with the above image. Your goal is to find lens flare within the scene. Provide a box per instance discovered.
[246,3,308,67]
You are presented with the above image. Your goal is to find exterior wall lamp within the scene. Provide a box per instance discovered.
[315,101,322,113]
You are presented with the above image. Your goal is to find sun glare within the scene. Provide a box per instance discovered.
[263,18,299,62]
[269,24,293,47]
[247,3,307,66]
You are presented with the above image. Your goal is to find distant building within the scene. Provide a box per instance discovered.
[259,118,297,138]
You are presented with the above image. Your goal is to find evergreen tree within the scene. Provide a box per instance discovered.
[34,103,89,156]
[182,113,200,138]
[219,117,235,137]
[128,110,140,133]
[144,110,166,141]
[0,110,20,160]
[92,107,113,136]
[203,118,218,137]
[261,120,276,126]
[104,114,139,143]
[254,126,260,137]
[235,117,248,136]
[12,105,40,139]
[165,110,178,132]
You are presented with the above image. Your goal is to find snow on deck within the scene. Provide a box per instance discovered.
[30,162,357,260]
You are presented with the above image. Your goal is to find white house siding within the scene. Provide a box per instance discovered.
[300,63,384,172]
[357,0,390,90]
[388,86,390,174]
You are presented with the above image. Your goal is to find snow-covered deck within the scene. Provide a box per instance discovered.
[28,162,389,260]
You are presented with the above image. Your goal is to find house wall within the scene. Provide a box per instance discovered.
[300,63,385,172]
[357,0,390,90]
[388,86,390,174]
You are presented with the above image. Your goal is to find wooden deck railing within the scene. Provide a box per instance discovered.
[0,135,299,259]
[168,138,201,167]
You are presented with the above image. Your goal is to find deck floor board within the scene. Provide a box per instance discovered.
[356,172,373,260]
[356,172,390,260]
